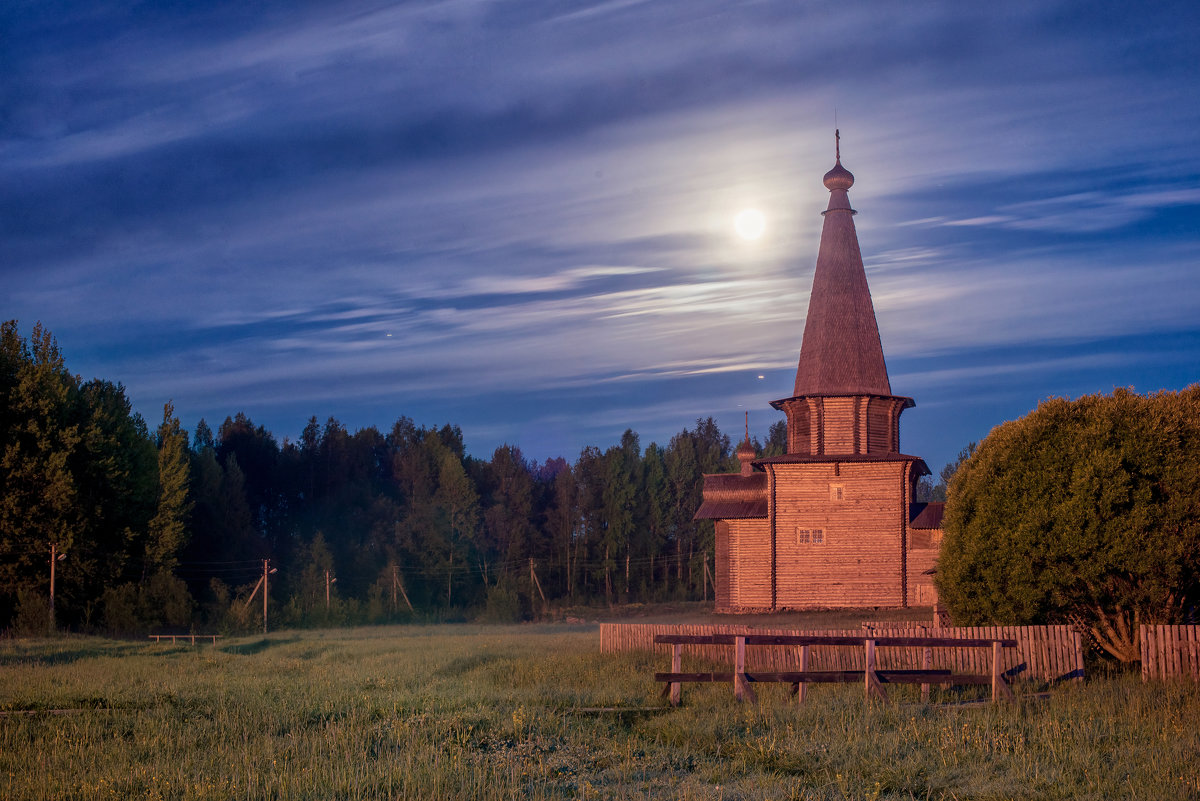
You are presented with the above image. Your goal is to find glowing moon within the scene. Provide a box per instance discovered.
[734,208,765,240]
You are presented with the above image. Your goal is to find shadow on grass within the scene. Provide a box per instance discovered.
[0,641,144,668]
[220,636,300,656]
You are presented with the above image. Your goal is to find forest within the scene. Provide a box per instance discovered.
[2,321,796,633]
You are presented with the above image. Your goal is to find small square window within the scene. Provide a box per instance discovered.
[830,484,844,502]
[812,529,825,545]
[796,528,810,545]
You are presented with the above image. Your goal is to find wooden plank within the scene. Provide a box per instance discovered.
[921,646,932,702]
[656,672,734,683]
[1156,624,1167,680]
[669,643,682,707]
[1176,626,1187,680]
[1031,625,1045,682]
[991,641,1016,702]
[797,645,809,704]
[1166,625,1176,680]
[1071,627,1084,682]
[1146,625,1157,681]
[864,640,887,703]
[734,636,756,703]
[1185,628,1195,681]
[756,670,962,684]
[653,633,1019,649]
[1139,625,1148,682]
[1172,625,1184,679]
[1147,625,1157,680]
[1177,626,1186,680]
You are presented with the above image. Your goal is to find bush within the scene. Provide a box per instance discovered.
[937,386,1200,662]
[10,587,52,637]
[480,582,523,623]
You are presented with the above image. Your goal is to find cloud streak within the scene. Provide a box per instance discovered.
[3,0,1199,472]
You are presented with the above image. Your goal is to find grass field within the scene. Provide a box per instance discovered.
[2,624,1198,800]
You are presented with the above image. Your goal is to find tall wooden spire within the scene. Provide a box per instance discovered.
[771,134,912,456]
[793,131,890,397]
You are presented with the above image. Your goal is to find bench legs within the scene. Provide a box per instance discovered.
[734,636,757,703]
[864,640,888,703]
[992,641,1015,702]
[669,644,682,707]
[794,645,809,705]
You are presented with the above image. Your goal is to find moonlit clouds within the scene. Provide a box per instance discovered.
[3,0,1199,472]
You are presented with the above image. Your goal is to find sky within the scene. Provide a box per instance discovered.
[4,0,1200,474]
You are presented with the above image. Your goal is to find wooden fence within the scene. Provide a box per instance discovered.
[601,623,1084,683]
[1139,625,1200,681]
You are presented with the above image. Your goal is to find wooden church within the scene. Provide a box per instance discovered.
[696,136,944,611]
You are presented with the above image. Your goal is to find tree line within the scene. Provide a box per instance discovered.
[1,321,788,633]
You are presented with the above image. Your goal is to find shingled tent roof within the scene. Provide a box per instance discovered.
[792,140,892,398]
[694,472,768,520]
[908,502,945,529]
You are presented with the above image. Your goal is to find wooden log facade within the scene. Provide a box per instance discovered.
[697,139,944,612]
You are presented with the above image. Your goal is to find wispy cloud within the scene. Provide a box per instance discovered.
[3,0,1200,472]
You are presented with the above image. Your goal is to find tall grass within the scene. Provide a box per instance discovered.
[1,625,1197,800]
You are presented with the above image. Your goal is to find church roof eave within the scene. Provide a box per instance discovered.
[768,393,915,410]
[753,453,930,476]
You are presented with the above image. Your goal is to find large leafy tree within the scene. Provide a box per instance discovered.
[937,387,1200,662]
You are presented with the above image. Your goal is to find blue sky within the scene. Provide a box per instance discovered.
[4,0,1199,473]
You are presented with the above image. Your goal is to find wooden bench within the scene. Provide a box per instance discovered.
[148,634,222,645]
[654,633,1018,706]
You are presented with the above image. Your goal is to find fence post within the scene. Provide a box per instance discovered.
[991,641,1014,702]
[734,635,746,701]
[864,639,886,702]
[921,646,932,703]
[734,635,756,703]
[796,645,809,705]
[670,643,682,707]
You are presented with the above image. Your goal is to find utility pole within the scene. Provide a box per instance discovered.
[245,559,277,634]
[49,543,65,631]
[325,569,336,611]
[529,558,547,612]
[392,564,414,612]
[262,559,272,634]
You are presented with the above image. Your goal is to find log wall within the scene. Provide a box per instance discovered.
[866,398,893,453]
[714,521,730,611]
[1139,625,1200,681]
[727,518,771,609]
[767,460,907,608]
[822,397,856,453]
[905,527,943,606]
[600,622,1084,683]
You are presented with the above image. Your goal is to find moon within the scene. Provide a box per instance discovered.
[734,208,765,240]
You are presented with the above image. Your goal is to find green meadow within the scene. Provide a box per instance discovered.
[2,625,1198,800]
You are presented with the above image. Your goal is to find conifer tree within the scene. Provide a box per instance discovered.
[0,323,82,606]
[147,402,192,572]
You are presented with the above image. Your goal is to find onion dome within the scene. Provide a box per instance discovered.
[736,413,756,475]
[823,160,854,191]
[823,128,854,190]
